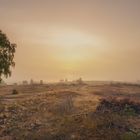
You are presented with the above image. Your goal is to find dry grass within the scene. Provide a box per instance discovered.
[0,83,140,139]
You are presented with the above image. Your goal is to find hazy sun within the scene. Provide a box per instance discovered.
[48,28,100,47]
[44,28,102,71]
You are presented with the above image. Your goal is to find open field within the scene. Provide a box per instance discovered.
[0,82,140,140]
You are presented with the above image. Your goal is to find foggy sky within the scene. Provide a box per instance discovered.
[0,0,140,83]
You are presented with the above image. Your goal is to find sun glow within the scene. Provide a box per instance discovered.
[46,29,101,71]
[48,29,99,48]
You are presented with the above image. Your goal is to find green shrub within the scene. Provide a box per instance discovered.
[121,132,140,140]
[123,104,136,116]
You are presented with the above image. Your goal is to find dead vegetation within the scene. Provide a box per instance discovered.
[0,83,140,140]
[49,98,140,140]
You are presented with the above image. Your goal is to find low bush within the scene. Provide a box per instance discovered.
[121,132,140,140]
[12,89,19,95]
[96,98,140,115]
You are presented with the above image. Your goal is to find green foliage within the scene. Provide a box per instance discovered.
[0,30,16,82]
[121,132,140,140]
[123,104,136,116]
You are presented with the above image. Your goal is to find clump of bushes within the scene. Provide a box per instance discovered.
[96,98,140,115]
[121,132,140,140]
[12,89,19,95]
[123,104,136,116]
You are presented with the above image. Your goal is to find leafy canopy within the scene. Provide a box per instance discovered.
[0,30,16,82]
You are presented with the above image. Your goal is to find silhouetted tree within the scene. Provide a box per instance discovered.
[0,30,16,82]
